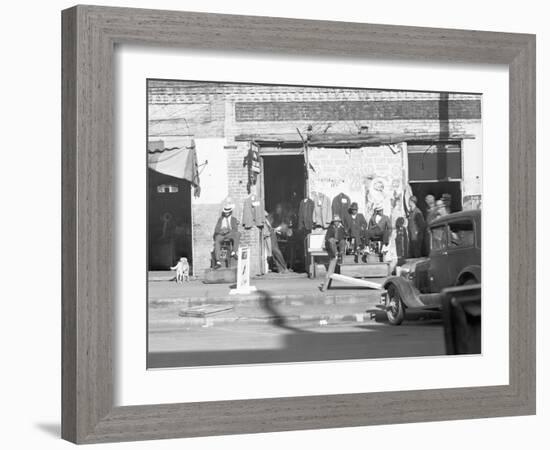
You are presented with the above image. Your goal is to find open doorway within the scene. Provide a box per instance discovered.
[148,169,193,271]
[410,181,462,215]
[262,153,306,272]
[262,154,305,215]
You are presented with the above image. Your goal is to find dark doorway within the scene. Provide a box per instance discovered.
[410,181,462,215]
[148,169,193,271]
[262,154,306,272]
[262,154,305,215]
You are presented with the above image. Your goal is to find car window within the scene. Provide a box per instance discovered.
[430,225,447,252]
[448,220,474,248]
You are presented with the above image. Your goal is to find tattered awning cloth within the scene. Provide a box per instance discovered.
[148,143,201,197]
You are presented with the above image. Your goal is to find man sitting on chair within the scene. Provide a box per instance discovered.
[213,202,241,269]
[320,214,346,292]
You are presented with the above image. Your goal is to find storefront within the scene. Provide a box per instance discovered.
[147,81,483,277]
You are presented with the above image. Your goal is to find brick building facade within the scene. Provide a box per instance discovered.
[147,81,482,277]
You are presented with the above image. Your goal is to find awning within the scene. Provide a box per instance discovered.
[148,143,201,196]
[234,132,475,148]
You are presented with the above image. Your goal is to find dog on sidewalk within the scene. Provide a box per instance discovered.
[170,257,190,283]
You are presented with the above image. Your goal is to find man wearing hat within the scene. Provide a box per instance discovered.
[344,202,368,255]
[325,214,346,258]
[321,214,347,291]
[407,195,426,258]
[366,203,392,248]
[213,201,241,268]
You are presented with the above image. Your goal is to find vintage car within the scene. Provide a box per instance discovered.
[381,209,481,325]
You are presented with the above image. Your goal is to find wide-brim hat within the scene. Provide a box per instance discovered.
[374,203,384,212]
[222,201,235,213]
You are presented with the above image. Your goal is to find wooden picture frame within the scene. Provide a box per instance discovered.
[62,5,536,444]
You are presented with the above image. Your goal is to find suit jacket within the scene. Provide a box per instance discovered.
[242,194,264,229]
[345,213,368,239]
[425,207,439,224]
[407,208,426,240]
[213,215,239,237]
[331,192,352,224]
[324,222,346,244]
[368,213,392,245]
[311,191,332,228]
[298,198,315,231]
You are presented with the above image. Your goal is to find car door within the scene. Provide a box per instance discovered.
[427,223,450,291]
[446,218,479,284]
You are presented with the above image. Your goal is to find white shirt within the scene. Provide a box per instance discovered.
[221,216,230,230]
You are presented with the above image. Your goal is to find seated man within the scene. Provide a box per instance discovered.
[320,214,346,292]
[366,204,392,251]
[324,214,346,259]
[213,202,241,269]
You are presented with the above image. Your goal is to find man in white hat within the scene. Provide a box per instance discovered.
[213,201,241,268]
[366,203,392,248]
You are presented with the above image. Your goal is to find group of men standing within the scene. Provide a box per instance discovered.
[406,193,452,258]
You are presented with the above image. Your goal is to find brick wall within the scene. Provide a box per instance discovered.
[235,100,481,122]
[227,142,263,276]
[309,145,405,223]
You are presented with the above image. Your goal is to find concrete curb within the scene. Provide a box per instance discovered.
[150,310,381,328]
[149,291,381,307]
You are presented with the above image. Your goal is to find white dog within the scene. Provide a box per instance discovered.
[171,257,190,283]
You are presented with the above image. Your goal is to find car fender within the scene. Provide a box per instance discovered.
[456,265,481,285]
[383,276,425,309]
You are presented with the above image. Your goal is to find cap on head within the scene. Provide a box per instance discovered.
[350,202,358,211]
[409,195,418,204]
[332,214,342,222]
[374,203,383,212]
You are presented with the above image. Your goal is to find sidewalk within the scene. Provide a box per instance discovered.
[148,271,387,327]
[148,271,386,305]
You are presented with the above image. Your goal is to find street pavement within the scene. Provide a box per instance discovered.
[147,273,446,368]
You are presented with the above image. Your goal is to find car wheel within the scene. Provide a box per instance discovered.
[461,277,478,286]
[386,283,405,325]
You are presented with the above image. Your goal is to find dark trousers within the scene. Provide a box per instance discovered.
[366,228,389,246]
[349,234,364,252]
[326,238,346,259]
[321,238,345,292]
[270,233,287,272]
[409,237,423,258]
[214,231,240,261]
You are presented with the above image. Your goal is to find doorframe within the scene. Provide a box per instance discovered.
[257,145,308,274]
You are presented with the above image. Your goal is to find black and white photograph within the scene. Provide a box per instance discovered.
[147,80,482,368]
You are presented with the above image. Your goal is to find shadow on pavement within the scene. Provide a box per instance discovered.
[258,290,310,333]
[149,291,449,368]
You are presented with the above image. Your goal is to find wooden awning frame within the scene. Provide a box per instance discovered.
[235,132,475,148]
